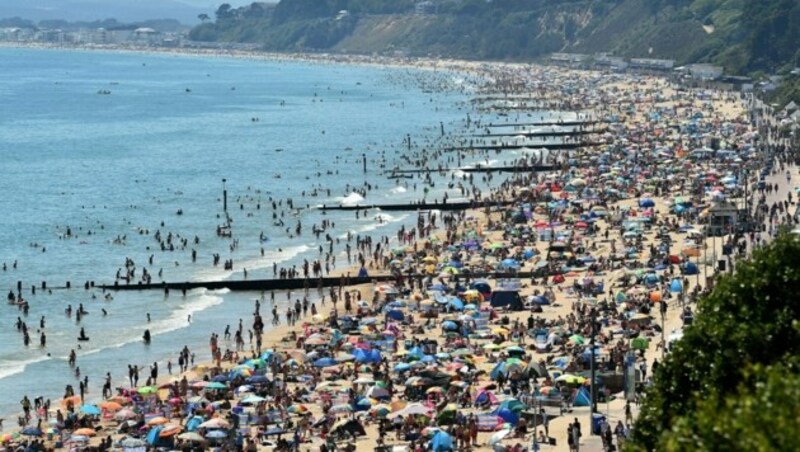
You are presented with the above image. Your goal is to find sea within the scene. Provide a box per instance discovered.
[0,47,569,420]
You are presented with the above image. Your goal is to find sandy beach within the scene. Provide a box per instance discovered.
[3,44,797,452]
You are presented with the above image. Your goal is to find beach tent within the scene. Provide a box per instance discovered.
[490,362,507,380]
[494,407,519,425]
[496,399,525,413]
[682,262,699,275]
[385,309,405,321]
[430,430,454,452]
[490,291,524,311]
[573,387,592,407]
[474,390,498,406]
[670,278,683,293]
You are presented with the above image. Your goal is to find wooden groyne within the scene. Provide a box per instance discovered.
[471,129,607,138]
[317,200,515,212]
[97,272,544,292]
[487,120,601,128]
[386,165,556,175]
[444,142,603,152]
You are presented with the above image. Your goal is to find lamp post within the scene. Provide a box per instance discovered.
[589,307,598,433]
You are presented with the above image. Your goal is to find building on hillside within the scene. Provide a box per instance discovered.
[550,53,589,66]
[686,63,724,80]
[629,58,674,71]
[594,53,628,71]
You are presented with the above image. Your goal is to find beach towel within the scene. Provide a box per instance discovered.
[476,414,500,431]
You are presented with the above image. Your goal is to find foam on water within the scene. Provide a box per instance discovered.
[355,212,409,234]
[0,356,51,380]
[338,192,366,205]
[389,186,407,194]
[191,244,312,282]
[80,288,227,357]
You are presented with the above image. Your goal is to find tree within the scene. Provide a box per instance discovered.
[216,4,233,21]
[630,234,800,450]
[663,362,800,451]
[198,13,210,22]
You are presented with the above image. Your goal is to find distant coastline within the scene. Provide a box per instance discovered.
[0,41,499,75]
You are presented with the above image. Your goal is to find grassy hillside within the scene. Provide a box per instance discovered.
[190,0,799,75]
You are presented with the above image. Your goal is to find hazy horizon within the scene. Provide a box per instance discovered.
[0,0,264,24]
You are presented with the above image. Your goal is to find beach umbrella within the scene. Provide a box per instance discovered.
[356,398,374,408]
[441,320,458,331]
[147,416,169,426]
[556,374,586,385]
[287,404,310,414]
[114,408,136,421]
[60,395,81,407]
[199,418,230,429]
[99,401,122,411]
[329,404,353,414]
[177,432,205,442]
[73,428,96,437]
[489,429,512,446]
[314,357,338,368]
[204,382,228,391]
[20,427,42,437]
[204,430,227,439]
[159,424,183,438]
[371,404,391,418]
[187,396,210,404]
[366,386,390,399]
[118,437,147,448]
[241,395,266,405]
[500,258,520,269]
[137,386,158,395]
[568,334,585,345]
[394,363,411,373]
[79,404,101,416]
[245,375,269,385]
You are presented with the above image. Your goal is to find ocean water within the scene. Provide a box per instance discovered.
[0,47,568,419]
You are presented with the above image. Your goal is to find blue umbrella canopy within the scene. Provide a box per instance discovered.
[441,320,458,331]
[21,427,43,436]
[314,357,338,368]
[500,258,520,269]
[245,375,269,384]
[79,404,101,416]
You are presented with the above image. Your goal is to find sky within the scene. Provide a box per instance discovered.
[0,0,271,23]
